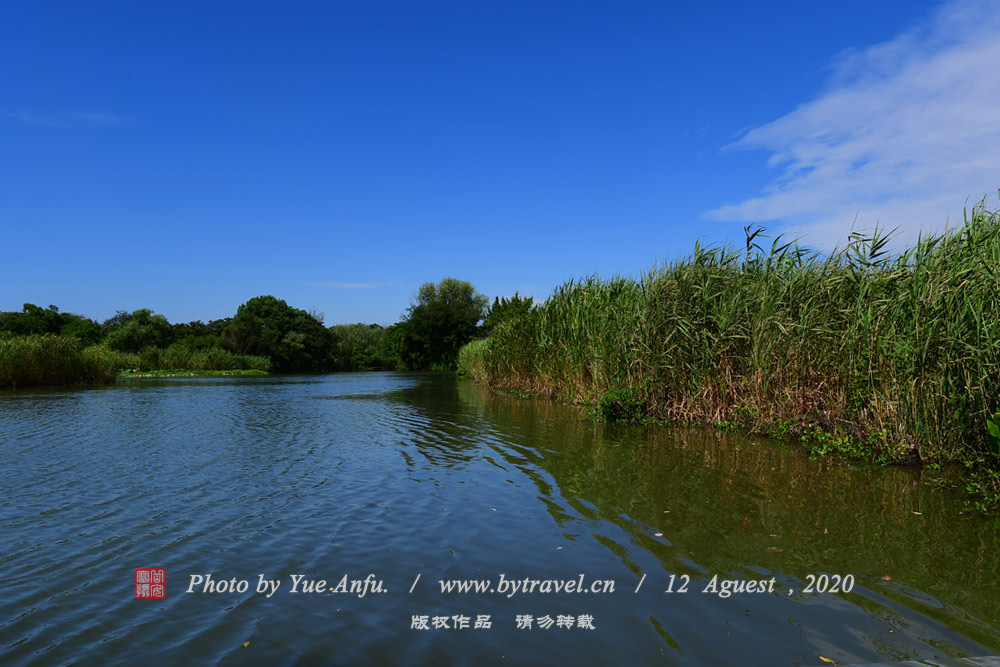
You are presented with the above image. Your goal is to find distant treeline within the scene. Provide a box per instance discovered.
[459,199,1000,506]
[1,278,499,387]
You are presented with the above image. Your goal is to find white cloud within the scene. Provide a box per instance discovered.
[704,0,1000,248]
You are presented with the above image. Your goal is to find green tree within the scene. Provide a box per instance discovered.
[104,309,173,352]
[395,278,487,370]
[171,318,232,351]
[59,316,103,345]
[330,323,397,371]
[483,293,534,333]
[0,304,67,335]
[103,310,132,330]
[224,296,334,372]
[0,304,103,344]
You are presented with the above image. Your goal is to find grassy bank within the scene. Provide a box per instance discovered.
[0,335,271,388]
[460,199,1000,507]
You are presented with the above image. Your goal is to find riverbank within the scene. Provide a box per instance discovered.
[117,369,269,379]
[458,199,1000,510]
[0,334,271,388]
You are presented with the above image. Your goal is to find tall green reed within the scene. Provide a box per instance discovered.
[0,335,128,387]
[464,197,1000,466]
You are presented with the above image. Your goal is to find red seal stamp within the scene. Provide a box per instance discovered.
[135,568,167,599]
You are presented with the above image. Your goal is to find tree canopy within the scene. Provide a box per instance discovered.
[224,295,335,372]
[3,282,497,374]
[394,278,487,370]
[483,293,534,333]
[104,309,173,352]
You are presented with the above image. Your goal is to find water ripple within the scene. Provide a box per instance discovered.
[1,374,998,665]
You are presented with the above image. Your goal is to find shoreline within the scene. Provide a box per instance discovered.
[117,369,269,379]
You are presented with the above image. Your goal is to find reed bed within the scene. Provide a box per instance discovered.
[0,337,271,387]
[130,345,271,373]
[456,338,489,379]
[0,335,128,387]
[462,199,1000,478]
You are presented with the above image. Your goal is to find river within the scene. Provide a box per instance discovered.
[2,373,998,665]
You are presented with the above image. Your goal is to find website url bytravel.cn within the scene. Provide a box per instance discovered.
[437,574,615,598]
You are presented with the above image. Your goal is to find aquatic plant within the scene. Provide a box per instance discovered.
[131,345,271,373]
[0,335,271,387]
[988,411,1000,454]
[0,335,127,387]
[457,338,489,378]
[460,196,1000,501]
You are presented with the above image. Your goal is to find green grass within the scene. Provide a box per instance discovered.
[460,196,1000,508]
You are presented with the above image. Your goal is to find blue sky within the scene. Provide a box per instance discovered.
[3,0,998,326]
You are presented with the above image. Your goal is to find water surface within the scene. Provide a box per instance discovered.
[2,373,998,665]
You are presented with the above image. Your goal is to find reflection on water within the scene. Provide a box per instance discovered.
[458,381,1000,656]
[1,373,997,665]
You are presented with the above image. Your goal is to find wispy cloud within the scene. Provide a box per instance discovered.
[69,111,125,126]
[5,110,126,128]
[704,0,1000,248]
[308,281,397,289]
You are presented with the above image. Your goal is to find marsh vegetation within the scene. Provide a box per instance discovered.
[460,200,1000,506]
